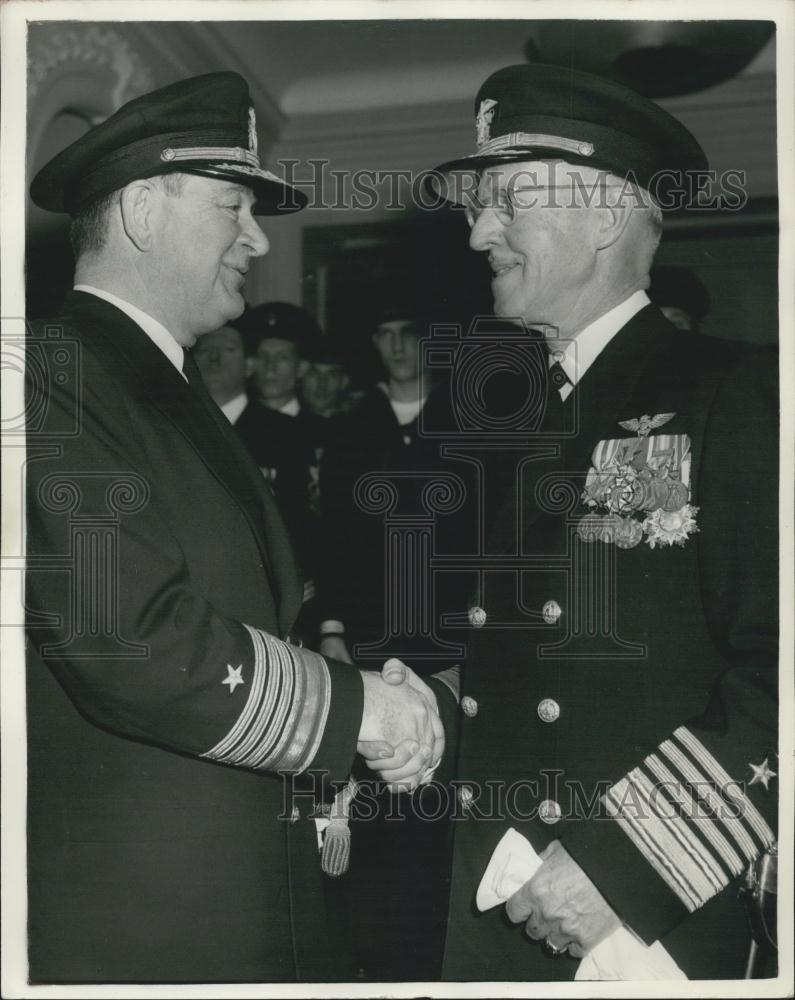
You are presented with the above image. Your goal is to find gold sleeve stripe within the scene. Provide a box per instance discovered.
[630,769,728,897]
[659,739,757,861]
[644,753,744,876]
[673,727,774,846]
[605,778,701,912]
[201,625,331,774]
[236,629,294,768]
[604,725,775,914]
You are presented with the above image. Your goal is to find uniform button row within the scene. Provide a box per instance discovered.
[469,601,562,627]
[458,788,561,824]
[459,697,560,722]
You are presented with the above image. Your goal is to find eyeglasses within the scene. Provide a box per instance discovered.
[462,181,633,228]
[462,185,562,229]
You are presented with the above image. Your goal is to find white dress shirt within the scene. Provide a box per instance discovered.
[551,290,650,400]
[74,284,187,381]
[278,397,301,417]
[376,381,427,426]
[220,392,249,425]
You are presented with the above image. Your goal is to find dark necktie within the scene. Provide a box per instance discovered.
[543,360,572,433]
[181,350,205,390]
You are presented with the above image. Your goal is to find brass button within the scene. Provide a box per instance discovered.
[468,606,487,627]
[542,600,562,624]
[289,805,300,824]
[458,785,474,811]
[461,696,479,718]
[537,699,560,724]
[538,799,562,825]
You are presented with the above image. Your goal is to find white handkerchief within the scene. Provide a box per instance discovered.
[476,828,687,981]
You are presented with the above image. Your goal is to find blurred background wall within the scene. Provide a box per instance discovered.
[26,19,778,349]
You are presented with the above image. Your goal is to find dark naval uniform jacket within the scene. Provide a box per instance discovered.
[25,291,362,983]
[436,303,778,981]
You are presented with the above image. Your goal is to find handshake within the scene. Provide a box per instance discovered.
[357,659,445,790]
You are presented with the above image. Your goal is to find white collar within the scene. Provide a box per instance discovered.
[220,392,249,425]
[376,382,427,426]
[278,397,301,417]
[74,285,186,379]
[551,290,650,393]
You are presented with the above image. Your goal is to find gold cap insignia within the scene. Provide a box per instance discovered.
[248,106,258,156]
[476,99,498,149]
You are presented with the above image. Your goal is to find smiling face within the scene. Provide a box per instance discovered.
[148,175,269,343]
[466,161,603,333]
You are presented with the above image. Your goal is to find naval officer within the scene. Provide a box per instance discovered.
[365,63,778,981]
[25,71,442,983]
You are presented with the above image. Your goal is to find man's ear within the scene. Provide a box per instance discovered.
[297,359,310,379]
[119,180,158,252]
[595,197,634,252]
[339,374,350,390]
[244,357,257,378]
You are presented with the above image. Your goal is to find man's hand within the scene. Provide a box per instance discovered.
[505,840,621,958]
[357,659,444,791]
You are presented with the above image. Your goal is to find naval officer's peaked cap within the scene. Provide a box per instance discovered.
[434,63,708,202]
[30,71,306,216]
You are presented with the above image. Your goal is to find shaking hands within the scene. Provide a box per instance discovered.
[357,659,444,791]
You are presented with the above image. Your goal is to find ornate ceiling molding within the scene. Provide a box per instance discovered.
[27,24,154,111]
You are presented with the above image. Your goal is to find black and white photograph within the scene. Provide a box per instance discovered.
[1,1,792,996]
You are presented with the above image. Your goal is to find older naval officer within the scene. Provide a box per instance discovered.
[364,63,778,981]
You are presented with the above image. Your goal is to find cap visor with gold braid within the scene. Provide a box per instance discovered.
[30,71,306,216]
[431,64,707,207]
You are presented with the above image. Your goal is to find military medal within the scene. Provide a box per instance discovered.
[660,478,690,511]
[613,516,644,549]
[579,414,698,550]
